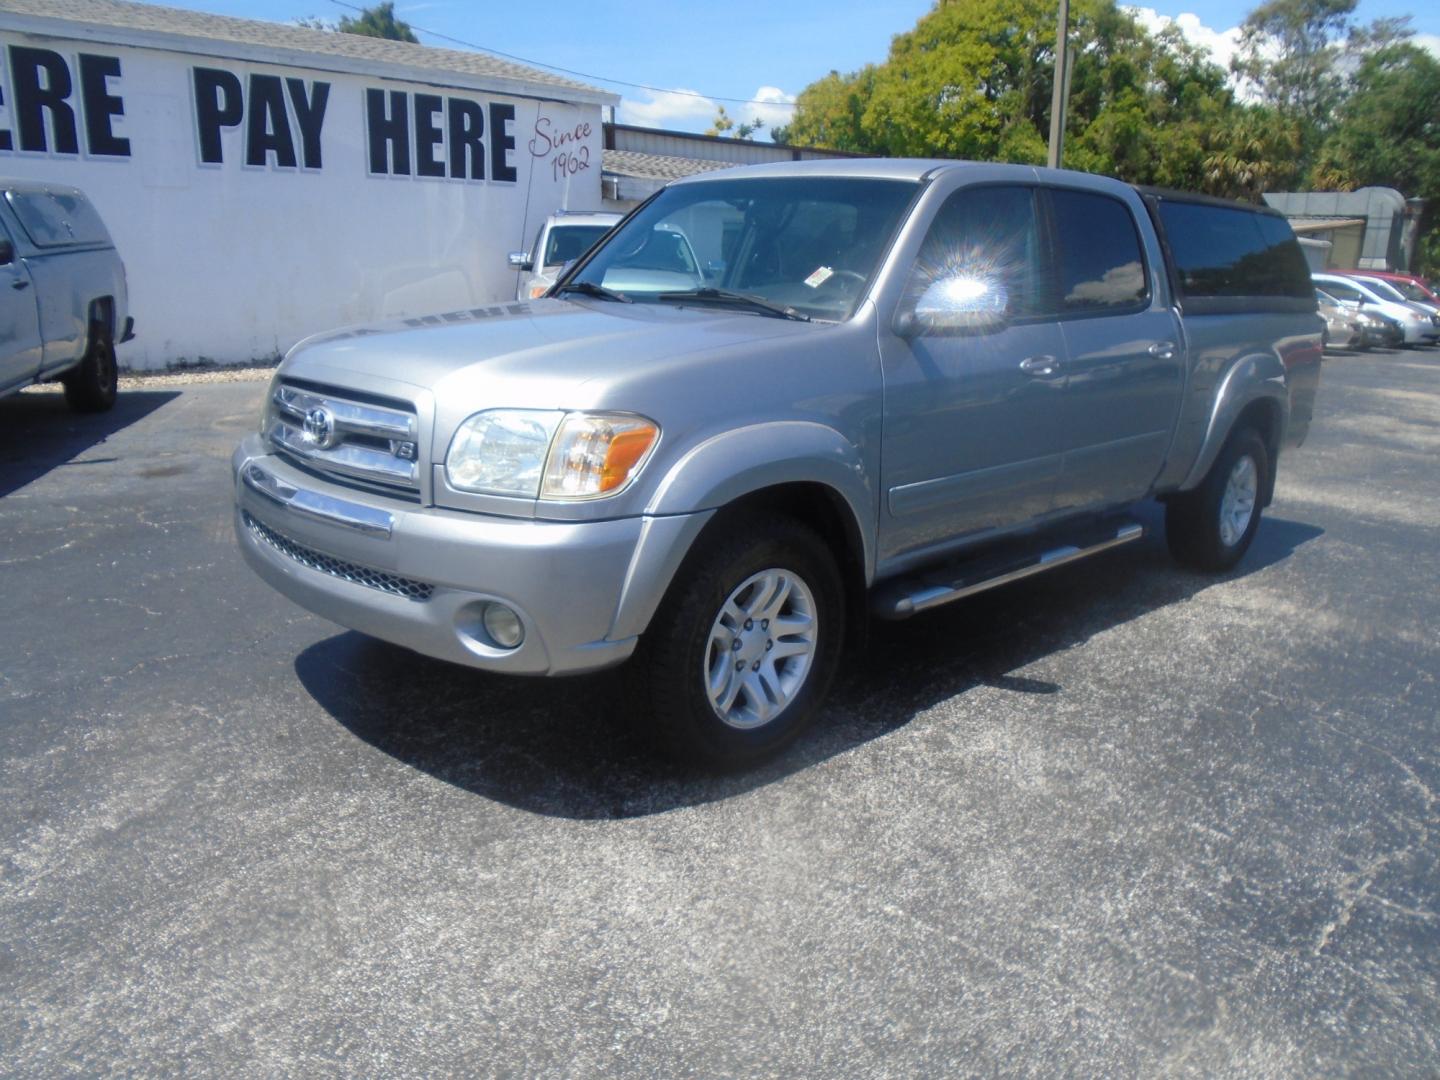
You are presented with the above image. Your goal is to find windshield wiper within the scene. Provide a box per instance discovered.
[553,281,633,303]
[654,288,810,322]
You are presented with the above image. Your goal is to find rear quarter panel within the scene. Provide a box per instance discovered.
[25,245,127,375]
[1155,310,1323,492]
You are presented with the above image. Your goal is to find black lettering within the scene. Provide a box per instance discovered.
[286,78,328,169]
[488,102,517,183]
[245,74,296,168]
[447,98,484,179]
[366,88,409,175]
[193,67,243,164]
[413,93,444,178]
[10,46,79,154]
[78,55,129,157]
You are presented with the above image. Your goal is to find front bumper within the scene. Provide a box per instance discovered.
[232,436,697,675]
[1401,320,1436,344]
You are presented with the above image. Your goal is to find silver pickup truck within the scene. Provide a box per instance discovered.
[234,160,1321,767]
[0,179,132,413]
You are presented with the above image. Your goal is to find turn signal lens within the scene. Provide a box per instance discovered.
[541,414,659,499]
[529,284,549,299]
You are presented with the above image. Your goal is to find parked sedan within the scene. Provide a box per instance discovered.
[1335,268,1439,308]
[1316,288,1362,349]
[1347,273,1440,319]
[1354,309,1404,349]
[1312,273,1439,345]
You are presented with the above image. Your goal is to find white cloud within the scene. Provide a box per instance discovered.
[617,86,796,140]
[1126,6,1244,73]
[1127,9,1440,100]
[747,86,799,132]
[617,87,718,129]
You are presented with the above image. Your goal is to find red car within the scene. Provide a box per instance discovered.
[1334,269,1439,306]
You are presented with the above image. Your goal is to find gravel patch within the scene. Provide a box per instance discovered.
[21,363,277,393]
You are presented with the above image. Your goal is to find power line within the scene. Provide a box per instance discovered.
[325,0,798,110]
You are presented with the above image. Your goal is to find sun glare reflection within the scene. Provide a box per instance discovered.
[913,239,1026,318]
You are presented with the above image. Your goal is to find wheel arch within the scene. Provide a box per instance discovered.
[610,423,876,643]
[86,296,116,345]
[1177,353,1288,504]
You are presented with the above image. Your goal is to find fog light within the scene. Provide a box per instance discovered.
[482,602,525,649]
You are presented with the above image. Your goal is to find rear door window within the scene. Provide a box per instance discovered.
[1048,188,1149,314]
[5,189,110,248]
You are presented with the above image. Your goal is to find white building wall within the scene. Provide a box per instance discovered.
[0,29,607,368]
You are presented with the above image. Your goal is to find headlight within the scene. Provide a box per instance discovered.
[446,409,565,496]
[445,409,659,499]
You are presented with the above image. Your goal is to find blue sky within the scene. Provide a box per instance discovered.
[164,0,1440,139]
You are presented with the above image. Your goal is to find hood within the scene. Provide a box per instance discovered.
[283,297,820,398]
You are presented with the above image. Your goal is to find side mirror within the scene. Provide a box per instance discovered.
[508,251,533,272]
[0,239,12,266]
[894,274,1010,338]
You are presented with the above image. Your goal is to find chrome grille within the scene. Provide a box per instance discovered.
[243,511,434,601]
[268,381,420,494]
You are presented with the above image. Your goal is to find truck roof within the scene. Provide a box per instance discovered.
[0,177,88,198]
[667,160,1280,218]
[669,158,1027,184]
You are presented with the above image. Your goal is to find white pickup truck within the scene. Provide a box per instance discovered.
[0,179,132,413]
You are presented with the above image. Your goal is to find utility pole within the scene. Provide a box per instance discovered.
[1047,0,1070,170]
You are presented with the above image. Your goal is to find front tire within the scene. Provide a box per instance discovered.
[1166,426,1269,572]
[62,325,119,414]
[629,513,844,769]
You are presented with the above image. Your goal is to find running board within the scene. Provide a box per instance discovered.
[872,521,1145,620]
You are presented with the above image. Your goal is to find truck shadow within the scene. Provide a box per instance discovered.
[0,390,180,498]
[296,505,1323,820]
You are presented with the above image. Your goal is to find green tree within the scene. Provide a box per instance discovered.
[337,2,418,43]
[705,105,735,137]
[705,106,766,140]
[784,67,881,152]
[1231,0,1356,134]
[785,0,1258,196]
[1315,43,1440,273]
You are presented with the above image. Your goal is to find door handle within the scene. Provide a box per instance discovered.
[1019,354,1062,378]
[10,279,28,290]
[1148,341,1177,360]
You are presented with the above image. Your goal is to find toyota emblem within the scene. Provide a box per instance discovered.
[302,407,338,449]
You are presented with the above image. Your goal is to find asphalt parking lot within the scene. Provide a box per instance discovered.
[2,347,1438,1076]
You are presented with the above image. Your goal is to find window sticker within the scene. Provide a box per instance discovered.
[804,266,835,288]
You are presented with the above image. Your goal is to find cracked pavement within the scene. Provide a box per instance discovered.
[1,348,1437,1076]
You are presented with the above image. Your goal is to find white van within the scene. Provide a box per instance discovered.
[508,211,622,300]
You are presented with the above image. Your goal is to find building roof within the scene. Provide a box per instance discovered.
[605,122,870,159]
[601,149,736,182]
[1286,217,1367,234]
[0,0,617,104]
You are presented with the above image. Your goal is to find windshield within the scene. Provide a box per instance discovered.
[1359,277,1407,302]
[566,176,919,321]
[543,224,613,267]
[1391,279,1434,302]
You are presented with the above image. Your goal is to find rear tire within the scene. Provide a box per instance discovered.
[62,325,118,414]
[1166,427,1269,572]
[628,513,844,770]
